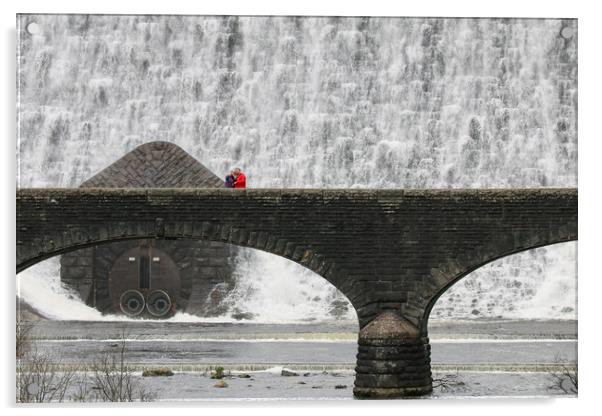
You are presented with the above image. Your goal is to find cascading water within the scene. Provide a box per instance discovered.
[17,15,577,321]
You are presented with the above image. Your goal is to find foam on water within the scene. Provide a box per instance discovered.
[18,255,357,323]
[18,258,109,321]
[220,250,357,322]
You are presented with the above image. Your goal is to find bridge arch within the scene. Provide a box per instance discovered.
[16,220,356,312]
[19,238,359,323]
[17,187,578,398]
[421,236,577,334]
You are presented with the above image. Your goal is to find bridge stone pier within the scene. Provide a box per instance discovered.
[16,188,577,398]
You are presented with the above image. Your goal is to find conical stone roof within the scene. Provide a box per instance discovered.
[81,141,223,188]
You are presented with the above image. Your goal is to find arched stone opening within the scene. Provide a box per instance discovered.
[18,232,359,323]
[422,240,578,331]
[16,218,357,315]
[427,242,577,321]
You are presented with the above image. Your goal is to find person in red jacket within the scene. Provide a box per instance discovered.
[232,167,246,189]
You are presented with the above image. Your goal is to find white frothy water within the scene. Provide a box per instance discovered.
[18,258,108,321]
[16,259,280,323]
[17,15,577,321]
[223,250,356,322]
[431,243,577,320]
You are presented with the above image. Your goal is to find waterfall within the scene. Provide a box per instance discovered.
[17,15,577,321]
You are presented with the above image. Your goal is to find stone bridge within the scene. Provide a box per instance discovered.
[16,188,577,398]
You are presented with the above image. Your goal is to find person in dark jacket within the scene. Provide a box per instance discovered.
[225,170,236,188]
[232,167,246,189]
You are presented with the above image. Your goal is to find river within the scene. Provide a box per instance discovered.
[21,318,577,400]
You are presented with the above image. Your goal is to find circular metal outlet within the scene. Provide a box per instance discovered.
[146,290,172,317]
[119,290,145,316]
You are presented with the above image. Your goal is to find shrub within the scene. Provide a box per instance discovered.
[90,337,157,402]
[210,366,225,379]
[142,368,174,377]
